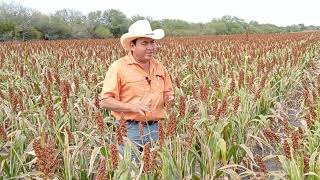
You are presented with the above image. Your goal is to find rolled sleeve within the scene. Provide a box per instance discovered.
[100,63,121,101]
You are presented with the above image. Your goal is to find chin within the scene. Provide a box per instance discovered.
[145,55,153,60]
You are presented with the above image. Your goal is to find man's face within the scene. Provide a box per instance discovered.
[130,37,155,63]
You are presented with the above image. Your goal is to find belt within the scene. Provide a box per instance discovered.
[126,119,158,125]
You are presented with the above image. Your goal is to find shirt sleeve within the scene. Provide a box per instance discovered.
[164,68,174,97]
[100,62,121,100]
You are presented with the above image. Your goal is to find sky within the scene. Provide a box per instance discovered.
[5,0,320,26]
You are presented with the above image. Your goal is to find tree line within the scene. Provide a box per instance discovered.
[1,1,319,41]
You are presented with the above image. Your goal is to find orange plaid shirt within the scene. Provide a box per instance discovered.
[100,53,174,122]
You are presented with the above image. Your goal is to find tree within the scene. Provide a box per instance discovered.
[20,26,43,39]
[30,12,51,38]
[207,20,228,35]
[298,24,305,31]
[0,20,15,40]
[93,25,113,38]
[130,15,147,23]
[46,16,72,39]
[160,19,191,36]
[286,25,301,32]
[0,1,34,40]
[219,15,246,34]
[54,9,85,24]
[150,20,162,29]
[258,24,283,33]
[1,2,319,40]
[87,10,103,33]
[54,9,89,39]
[102,9,129,37]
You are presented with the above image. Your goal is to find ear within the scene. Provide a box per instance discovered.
[129,42,135,51]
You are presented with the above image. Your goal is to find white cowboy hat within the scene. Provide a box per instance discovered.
[120,20,165,50]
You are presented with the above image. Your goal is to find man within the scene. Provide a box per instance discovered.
[99,20,174,158]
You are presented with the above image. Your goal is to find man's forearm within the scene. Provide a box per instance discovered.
[99,97,132,112]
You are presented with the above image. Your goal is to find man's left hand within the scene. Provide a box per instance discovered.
[165,95,174,107]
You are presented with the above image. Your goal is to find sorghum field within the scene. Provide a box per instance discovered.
[1,32,320,179]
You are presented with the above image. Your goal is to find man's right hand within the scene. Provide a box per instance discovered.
[128,102,151,116]
[100,97,151,116]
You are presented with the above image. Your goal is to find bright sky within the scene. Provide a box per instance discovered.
[6,0,320,26]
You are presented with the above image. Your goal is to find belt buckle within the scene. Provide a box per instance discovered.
[146,120,156,125]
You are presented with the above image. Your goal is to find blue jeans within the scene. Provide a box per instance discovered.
[116,120,159,161]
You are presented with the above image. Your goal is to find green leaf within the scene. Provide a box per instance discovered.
[219,138,227,165]
[100,146,107,157]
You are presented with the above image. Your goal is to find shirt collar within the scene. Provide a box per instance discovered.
[127,52,138,65]
[127,52,156,73]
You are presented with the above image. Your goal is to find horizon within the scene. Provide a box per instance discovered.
[4,0,320,26]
